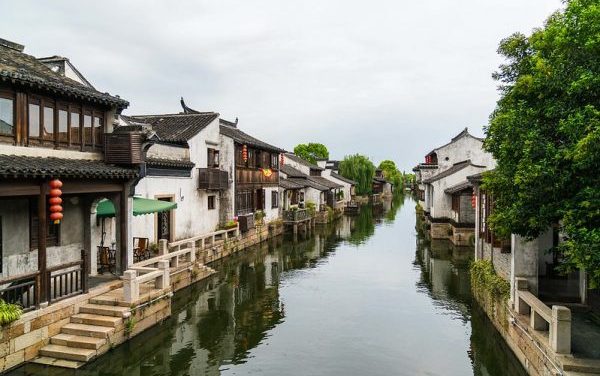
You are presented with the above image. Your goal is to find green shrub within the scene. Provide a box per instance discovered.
[0,300,23,326]
[470,260,510,300]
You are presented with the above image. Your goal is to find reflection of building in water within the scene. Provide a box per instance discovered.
[416,234,472,319]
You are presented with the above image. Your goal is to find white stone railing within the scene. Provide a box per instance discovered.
[168,226,239,253]
[514,278,571,354]
[123,260,170,303]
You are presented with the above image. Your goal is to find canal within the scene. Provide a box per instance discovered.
[9,196,526,376]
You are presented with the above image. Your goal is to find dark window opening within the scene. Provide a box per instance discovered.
[208,195,216,210]
[0,96,14,136]
[207,148,220,168]
[29,199,60,250]
[271,191,278,208]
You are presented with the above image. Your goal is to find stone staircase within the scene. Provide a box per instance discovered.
[33,298,130,368]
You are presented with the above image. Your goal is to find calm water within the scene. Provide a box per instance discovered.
[10,196,526,376]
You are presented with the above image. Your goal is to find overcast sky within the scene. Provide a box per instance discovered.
[4,0,562,170]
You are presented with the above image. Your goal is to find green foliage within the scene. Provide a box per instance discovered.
[293,143,329,165]
[483,0,600,286]
[0,299,22,326]
[124,316,137,336]
[378,160,403,189]
[339,154,376,195]
[254,210,265,223]
[470,260,510,301]
[348,204,375,245]
[306,201,316,216]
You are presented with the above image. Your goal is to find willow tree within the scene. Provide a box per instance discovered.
[378,160,403,188]
[339,154,375,195]
[483,0,600,286]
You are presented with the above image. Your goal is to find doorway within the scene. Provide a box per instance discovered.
[155,196,175,243]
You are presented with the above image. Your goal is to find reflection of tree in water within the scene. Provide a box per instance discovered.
[348,204,375,245]
[384,194,406,223]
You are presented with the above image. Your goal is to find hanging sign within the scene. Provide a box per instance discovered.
[260,168,273,177]
[48,179,63,224]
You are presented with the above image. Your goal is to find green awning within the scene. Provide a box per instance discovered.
[96,197,177,218]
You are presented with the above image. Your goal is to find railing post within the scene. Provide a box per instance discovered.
[551,306,571,354]
[81,249,89,293]
[158,239,168,256]
[515,277,529,314]
[156,260,170,290]
[187,241,196,263]
[123,270,139,303]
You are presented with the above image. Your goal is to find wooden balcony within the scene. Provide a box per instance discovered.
[198,168,229,190]
[283,209,311,223]
[236,168,279,186]
[104,132,144,165]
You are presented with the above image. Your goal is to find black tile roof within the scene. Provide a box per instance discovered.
[288,177,329,191]
[146,158,195,170]
[330,172,356,185]
[125,113,218,143]
[0,40,128,109]
[0,155,138,179]
[422,160,486,184]
[220,123,284,153]
[425,128,483,157]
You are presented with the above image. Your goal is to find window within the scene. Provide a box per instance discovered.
[271,153,279,169]
[28,102,41,138]
[58,108,68,143]
[29,199,60,250]
[70,110,81,145]
[0,97,13,136]
[83,113,92,146]
[208,195,216,210]
[43,106,54,141]
[235,190,254,215]
[271,191,279,208]
[207,148,220,168]
[451,195,460,212]
[94,116,103,147]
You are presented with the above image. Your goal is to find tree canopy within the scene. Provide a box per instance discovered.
[339,154,376,195]
[483,0,600,286]
[293,143,329,165]
[378,160,403,188]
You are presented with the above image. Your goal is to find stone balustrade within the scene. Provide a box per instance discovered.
[123,260,170,303]
[514,277,572,354]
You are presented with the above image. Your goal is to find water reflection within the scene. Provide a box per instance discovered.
[10,195,525,376]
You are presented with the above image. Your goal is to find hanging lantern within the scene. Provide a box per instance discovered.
[48,179,63,224]
[242,144,248,162]
[261,168,273,177]
[280,153,284,166]
[471,194,477,209]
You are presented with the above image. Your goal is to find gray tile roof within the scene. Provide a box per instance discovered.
[330,172,356,185]
[280,165,306,178]
[146,158,195,170]
[280,178,306,190]
[423,160,486,184]
[310,176,343,189]
[288,177,329,191]
[125,113,218,143]
[0,155,137,179]
[444,180,473,194]
[0,39,128,109]
[284,153,324,170]
[220,123,284,153]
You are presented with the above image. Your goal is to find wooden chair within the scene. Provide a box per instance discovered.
[133,237,150,262]
[97,246,115,274]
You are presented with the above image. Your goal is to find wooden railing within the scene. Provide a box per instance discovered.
[0,250,88,310]
[198,168,229,190]
[515,278,572,354]
[0,271,39,312]
[47,251,88,303]
[283,209,310,222]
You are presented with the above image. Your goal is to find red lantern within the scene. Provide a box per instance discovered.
[49,212,63,222]
[280,153,284,166]
[471,194,477,209]
[48,179,63,224]
[242,145,248,162]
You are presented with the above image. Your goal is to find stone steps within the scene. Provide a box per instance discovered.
[51,333,105,350]
[61,322,115,339]
[39,344,96,362]
[79,303,130,317]
[71,313,123,328]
